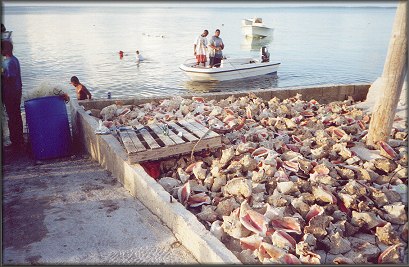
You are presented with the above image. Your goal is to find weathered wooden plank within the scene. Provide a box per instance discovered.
[188,120,220,138]
[138,128,161,149]
[127,130,148,152]
[183,119,219,138]
[164,126,186,144]
[132,122,145,130]
[149,123,177,146]
[119,131,139,154]
[127,134,222,163]
[167,121,199,142]
[177,120,206,138]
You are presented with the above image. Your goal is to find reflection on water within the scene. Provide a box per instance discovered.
[183,73,279,93]
[240,35,273,51]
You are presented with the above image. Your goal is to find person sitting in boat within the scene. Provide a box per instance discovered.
[193,29,208,67]
[261,46,270,62]
[208,29,224,68]
[70,76,92,100]
[136,50,144,62]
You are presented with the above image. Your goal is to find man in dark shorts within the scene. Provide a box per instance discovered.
[208,29,224,68]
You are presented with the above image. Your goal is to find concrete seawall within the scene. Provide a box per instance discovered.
[78,83,370,111]
[70,83,370,264]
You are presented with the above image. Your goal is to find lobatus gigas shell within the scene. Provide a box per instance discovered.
[221,208,251,239]
[322,232,351,254]
[239,200,268,236]
[223,177,252,198]
[375,222,401,245]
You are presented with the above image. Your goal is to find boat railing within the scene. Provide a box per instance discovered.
[183,58,197,65]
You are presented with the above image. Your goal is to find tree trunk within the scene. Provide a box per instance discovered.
[366,1,407,147]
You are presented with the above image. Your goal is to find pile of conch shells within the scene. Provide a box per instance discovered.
[95,93,408,264]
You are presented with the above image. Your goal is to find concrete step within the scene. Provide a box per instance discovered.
[2,151,197,264]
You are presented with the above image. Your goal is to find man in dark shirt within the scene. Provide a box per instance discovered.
[1,40,24,150]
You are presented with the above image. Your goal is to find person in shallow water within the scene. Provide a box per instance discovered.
[70,76,92,100]
[136,50,144,62]
[1,40,24,150]
[193,29,208,67]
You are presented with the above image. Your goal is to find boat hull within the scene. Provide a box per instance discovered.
[180,59,280,82]
[241,25,273,38]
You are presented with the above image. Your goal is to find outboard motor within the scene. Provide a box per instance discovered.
[261,46,270,62]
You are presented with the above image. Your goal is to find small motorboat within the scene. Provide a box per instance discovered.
[241,18,273,38]
[1,31,12,42]
[240,35,273,51]
[180,47,280,82]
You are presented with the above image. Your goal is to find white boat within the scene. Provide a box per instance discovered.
[179,57,280,82]
[1,31,12,42]
[240,35,273,51]
[241,18,273,38]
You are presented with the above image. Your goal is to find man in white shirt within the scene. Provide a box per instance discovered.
[193,30,208,67]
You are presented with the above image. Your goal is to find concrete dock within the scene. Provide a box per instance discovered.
[2,148,197,264]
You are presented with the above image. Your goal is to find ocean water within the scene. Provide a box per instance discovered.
[3,3,396,100]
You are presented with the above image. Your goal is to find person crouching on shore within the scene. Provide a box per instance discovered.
[70,76,92,100]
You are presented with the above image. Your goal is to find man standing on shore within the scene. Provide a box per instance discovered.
[208,29,224,68]
[1,40,24,150]
[193,29,209,67]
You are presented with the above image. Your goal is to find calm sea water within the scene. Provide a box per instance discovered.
[3,3,396,100]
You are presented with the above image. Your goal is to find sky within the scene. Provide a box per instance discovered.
[2,1,399,8]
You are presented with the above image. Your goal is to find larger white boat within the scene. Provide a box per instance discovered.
[179,57,280,82]
[241,18,273,38]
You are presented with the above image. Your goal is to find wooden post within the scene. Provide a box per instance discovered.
[366,1,407,147]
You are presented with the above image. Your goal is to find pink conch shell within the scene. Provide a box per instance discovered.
[378,243,405,264]
[282,160,299,172]
[312,185,337,204]
[305,204,324,222]
[259,242,287,262]
[192,96,205,102]
[223,114,236,124]
[187,192,211,207]
[177,182,191,205]
[239,200,268,236]
[312,164,330,175]
[270,217,302,234]
[246,106,253,119]
[333,256,354,264]
[270,230,297,252]
[224,107,234,115]
[221,208,251,239]
[283,253,302,264]
[239,234,263,251]
[185,161,201,173]
[251,147,270,157]
[378,140,398,160]
[192,162,207,180]
[351,211,387,229]
[299,251,321,264]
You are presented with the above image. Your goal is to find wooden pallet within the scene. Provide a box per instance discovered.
[118,119,222,163]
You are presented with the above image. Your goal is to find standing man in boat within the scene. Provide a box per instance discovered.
[208,29,224,68]
[193,29,208,67]
[1,40,24,151]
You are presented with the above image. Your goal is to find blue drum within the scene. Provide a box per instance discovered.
[24,95,71,160]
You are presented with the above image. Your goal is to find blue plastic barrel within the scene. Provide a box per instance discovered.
[24,95,71,160]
